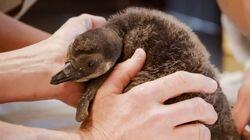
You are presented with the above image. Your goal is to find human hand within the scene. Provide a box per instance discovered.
[233,72,250,138]
[46,14,106,106]
[78,48,218,140]
[0,14,106,106]
[0,48,218,140]
[243,130,250,140]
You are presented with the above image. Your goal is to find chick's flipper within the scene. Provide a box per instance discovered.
[77,74,109,128]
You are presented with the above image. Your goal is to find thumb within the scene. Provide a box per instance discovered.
[243,130,250,140]
[232,100,250,133]
[98,48,146,96]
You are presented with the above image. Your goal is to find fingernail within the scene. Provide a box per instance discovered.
[200,124,211,140]
[85,17,92,29]
[95,16,106,22]
[92,16,107,28]
[206,78,218,93]
[132,48,146,60]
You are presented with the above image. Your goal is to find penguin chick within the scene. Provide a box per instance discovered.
[51,7,241,140]
[50,28,122,84]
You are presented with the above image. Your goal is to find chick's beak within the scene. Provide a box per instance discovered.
[50,62,82,85]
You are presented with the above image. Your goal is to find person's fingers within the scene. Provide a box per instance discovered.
[52,14,106,45]
[243,130,250,140]
[89,15,106,28]
[162,97,217,126]
[61,91,81,107]
[232,100,250,133]
[174,123,211,140]
[56,82,84,107]
[128,71,217,103]
[98,48,146,96]
[52,14,92,43]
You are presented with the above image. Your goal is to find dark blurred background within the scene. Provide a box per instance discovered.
[16,0,222,69]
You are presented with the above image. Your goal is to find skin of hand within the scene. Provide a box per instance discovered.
[243,131,250,140]
[77,48,218,140]
[0,48,218,140]
[217,0,250,38]
[0,14,106,106]
[233,72,250,139]
[216,0,250,138]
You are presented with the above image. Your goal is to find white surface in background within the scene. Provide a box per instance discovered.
[219,72,243,106]
[0,100,79,130]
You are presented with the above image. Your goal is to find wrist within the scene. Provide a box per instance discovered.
[32,127,82,140]
[77,129,94,140]
[79,126,111,140]
[0,40,66,102]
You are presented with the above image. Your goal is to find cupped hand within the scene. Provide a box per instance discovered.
[233,72,250,138]
[78,48,218,140]
[40,14,106,106]
[0,14,106,105]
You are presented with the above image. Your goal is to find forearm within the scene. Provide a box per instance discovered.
[0,41,62,103]
[0,14,94,104]
[0,121,82,140]
[0,12,50,52]
[218,0,250,38]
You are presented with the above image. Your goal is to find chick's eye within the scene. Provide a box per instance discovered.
[87,61,95,67]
